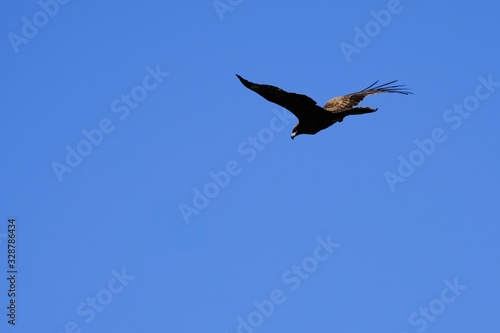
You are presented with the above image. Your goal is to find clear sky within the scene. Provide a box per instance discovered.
[2,0,499,332]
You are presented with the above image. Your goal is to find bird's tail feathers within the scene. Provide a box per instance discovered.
[347,107,378,115]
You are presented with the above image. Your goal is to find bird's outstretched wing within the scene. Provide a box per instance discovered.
[236,74,325,120]
[323,80,413,112]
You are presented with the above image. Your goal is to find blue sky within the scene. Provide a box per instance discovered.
[1,0,499,332]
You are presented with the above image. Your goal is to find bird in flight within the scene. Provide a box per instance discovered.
[236,74,412,139]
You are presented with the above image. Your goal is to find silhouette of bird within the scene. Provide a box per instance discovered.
[236,74,412,139]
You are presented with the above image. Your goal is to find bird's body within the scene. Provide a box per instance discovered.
[236,75,412,139]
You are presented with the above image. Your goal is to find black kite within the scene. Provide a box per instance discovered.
[236,75,412,139]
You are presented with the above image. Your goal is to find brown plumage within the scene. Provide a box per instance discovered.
[236,75,413,139]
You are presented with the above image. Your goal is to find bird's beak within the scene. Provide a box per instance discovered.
[291,133,295,140]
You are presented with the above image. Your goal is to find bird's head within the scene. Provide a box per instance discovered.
[291,124,301,140]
